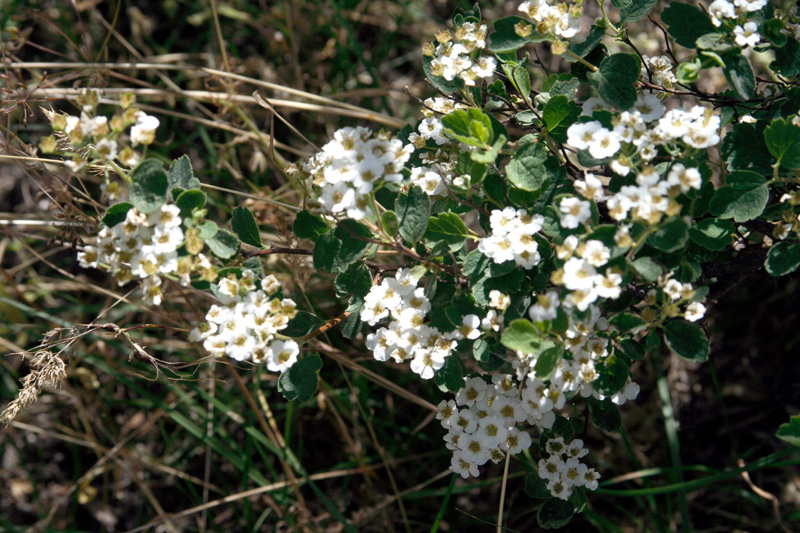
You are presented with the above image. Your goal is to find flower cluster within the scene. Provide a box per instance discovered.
[642,275,707,324]
[641,55,677,89]
[709,0,768,30]
[517,0,583,41]
[407,97,473,196]
[568,100,720,179]
[478,207,545,269]
[409,149,463,196]
[77,204,204,306]
[189,271,300,371]
[551,238,624,310]
[424,23,497,86]
[538,437,601,499]
[603,164,699,226]
[438,375,535,479]
[41,89,159,177]
[516,308,641,406]
[303,127,413,220]
[362,269,458,379]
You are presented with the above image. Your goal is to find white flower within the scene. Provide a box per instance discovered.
[567,121,603,150]
[733,22,760,48]
[130,113,159,146]
[558,197,592,229]
[589,128,622,159]
[95,138,118,161]
[574,172,605,200]
[633,93,666,123]
[266,340,300,372]
[529,290,559,322]
[685,301,707,322]
[562,258,597,291]
[708,0,735,26]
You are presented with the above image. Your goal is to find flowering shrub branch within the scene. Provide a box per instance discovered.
[9,0,800,528]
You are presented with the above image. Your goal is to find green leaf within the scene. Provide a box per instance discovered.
[175,190,207,219]
[689,218,734,251]
[588,53,639,110]
[721,122,774,174]
[631,256,662,282]
[762,18,788,48]
[168,154,201,193]
[395,186,430,243]
[524,474,552,499]
[293,210,328,242]
[422,54,462,94]
[129,159,168,214]
[588,396,622,432]
[620,339,646,361]
[488,16,547,53]
[231,206,262,248]
[102,202,133,227]
[511,61,531,101]
[543,95,580,143]
[660,2,717,48]
[434,356,465,393]
[471,134,506,164]
[278,354,322,402]
[501,318,540,354]
[663,320,709,362]
[542,73,579,99]
[341,303,364,339]
[765,241,800,276]
[424,212,467,251]
[505,142,550,192]
[281,311,326,338]
[619,0,658,23]
[565,24,605,62]
[533,343,564,380]
[206,229,240,260]
[610,312,646,333]
[695,33,736,53]
[537,498,575,529]
[334,261,372,299]
[648,218,689,253]
[334,219,373,266]
[765,118,800,170]
[380,210,399,237]
[196,220,218,240]
[776,414,800,447]
[441,108,494,147]
[594,356,631,396]
[708,171,769,222]
[771,37,800,78]
[721,51,755,101]
[313,232,340,272]
[463,249,491,278]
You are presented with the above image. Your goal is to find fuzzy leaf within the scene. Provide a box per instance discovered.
[424,212,467,251]
[395,186,430,243]
[765,118,800,170]
[661,2,717,48]
[278,354,322,402]
[206,229,240,260]
[588,53,639,110]
[663,320,709,362]
[130,159,168,214]
[293,210,328,242]
[102,202,133,227]
[231,206,262,248]
[765,241,800,276]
